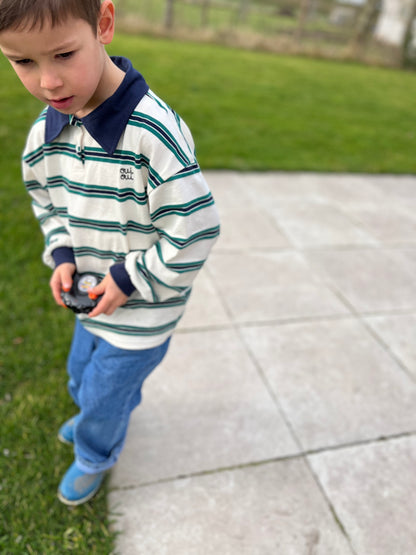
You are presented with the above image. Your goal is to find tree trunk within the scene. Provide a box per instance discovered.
[296,0,312,41]
[201,0,211,27]
[237,0,250,23]
[350,0,380,56]
[164,0,175,29]
[401,0,416,65]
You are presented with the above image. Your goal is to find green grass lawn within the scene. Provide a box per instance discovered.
[1,33,416,552]
[108,34,416,173]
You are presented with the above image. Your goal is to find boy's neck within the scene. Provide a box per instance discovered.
[75,54,125,119]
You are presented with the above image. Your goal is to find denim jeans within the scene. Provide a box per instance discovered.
[66,319,170,474]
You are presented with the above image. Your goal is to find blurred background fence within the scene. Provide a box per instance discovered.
[115,0,416,67]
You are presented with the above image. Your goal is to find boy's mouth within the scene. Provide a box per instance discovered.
[49,96,74,110]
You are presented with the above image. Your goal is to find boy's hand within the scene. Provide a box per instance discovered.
[87,273,128,318]
[50,262,76,307]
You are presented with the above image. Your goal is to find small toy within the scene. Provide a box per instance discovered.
[61,272,102,314]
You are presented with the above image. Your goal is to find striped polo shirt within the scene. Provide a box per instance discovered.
[22,56,220,349]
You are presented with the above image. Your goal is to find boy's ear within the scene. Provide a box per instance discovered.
[97,0,116,44]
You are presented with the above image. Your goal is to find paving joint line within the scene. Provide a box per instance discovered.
[108,428,416,494]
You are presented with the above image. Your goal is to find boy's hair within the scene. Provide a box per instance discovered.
[0,0,102,33]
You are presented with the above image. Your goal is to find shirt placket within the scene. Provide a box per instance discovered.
[70,116,86,165]
[76,122,86,165]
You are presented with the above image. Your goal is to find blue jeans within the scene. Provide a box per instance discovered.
[66,320,170,474]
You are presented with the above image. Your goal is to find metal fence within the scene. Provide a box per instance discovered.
[115,0,416,67]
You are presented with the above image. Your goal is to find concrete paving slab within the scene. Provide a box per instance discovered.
[109,458,355,555]
[365,313,416,380]
[270,199,375,248]
[300,174,386,207]
[177,267,231,331]
[207,174,290,250]
[340,204,416,244]
[207,171,262,209]
[208,251,350,323]
[240,172,385,207]
[215,204,290,251]
[365,174,416,199]
[307,248,416,313]
[241,319,416,450]
[308,436,416,555]
[387,247,416,277]
[392,196,416,220]
[109,328,299,489]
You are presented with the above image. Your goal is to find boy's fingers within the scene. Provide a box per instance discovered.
[88,297,108,318]
[88,291,127,318]
[49,263,76,307]
[88,282,105,298]
[87,282,108,315]
[61,271,74,292]
[50,275,64,304]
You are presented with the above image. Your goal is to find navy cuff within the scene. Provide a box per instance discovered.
[110,263,136,296]
[52,247,75,267]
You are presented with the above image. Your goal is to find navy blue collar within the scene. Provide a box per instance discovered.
[44,56,149,155]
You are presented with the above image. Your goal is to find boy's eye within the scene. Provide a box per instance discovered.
[57,51,74,60]
[15,59,32,65]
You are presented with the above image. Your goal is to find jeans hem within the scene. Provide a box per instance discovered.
[75,456,117,474]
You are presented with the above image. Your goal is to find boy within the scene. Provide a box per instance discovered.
[0,0,220,505]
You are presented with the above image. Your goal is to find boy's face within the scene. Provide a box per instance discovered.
[0,16,112,118]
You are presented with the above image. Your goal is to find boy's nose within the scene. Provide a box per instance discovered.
[40,69,63,91]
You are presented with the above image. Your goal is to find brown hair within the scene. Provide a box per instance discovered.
[0,0,102,33]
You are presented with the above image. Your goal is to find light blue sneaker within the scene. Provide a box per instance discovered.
[58,461,105,506]
[57,416,78,445]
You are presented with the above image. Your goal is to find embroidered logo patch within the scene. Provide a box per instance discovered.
[120,168,134,181]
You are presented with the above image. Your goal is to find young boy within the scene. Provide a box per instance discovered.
[0,0,220,505]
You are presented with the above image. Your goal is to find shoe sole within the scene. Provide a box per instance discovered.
[57,479,104,506]
[57,432,74,446]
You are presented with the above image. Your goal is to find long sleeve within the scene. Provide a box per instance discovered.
[125,168,220,302]
[123,100,220,303]
[22,113,73,269]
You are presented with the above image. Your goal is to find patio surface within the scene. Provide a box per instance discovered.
[108,171,416,555]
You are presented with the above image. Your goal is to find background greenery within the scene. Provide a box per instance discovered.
[1,32,415,552]
[110,34,415,173]
[114,0,410,68]
[117,0,304,35]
